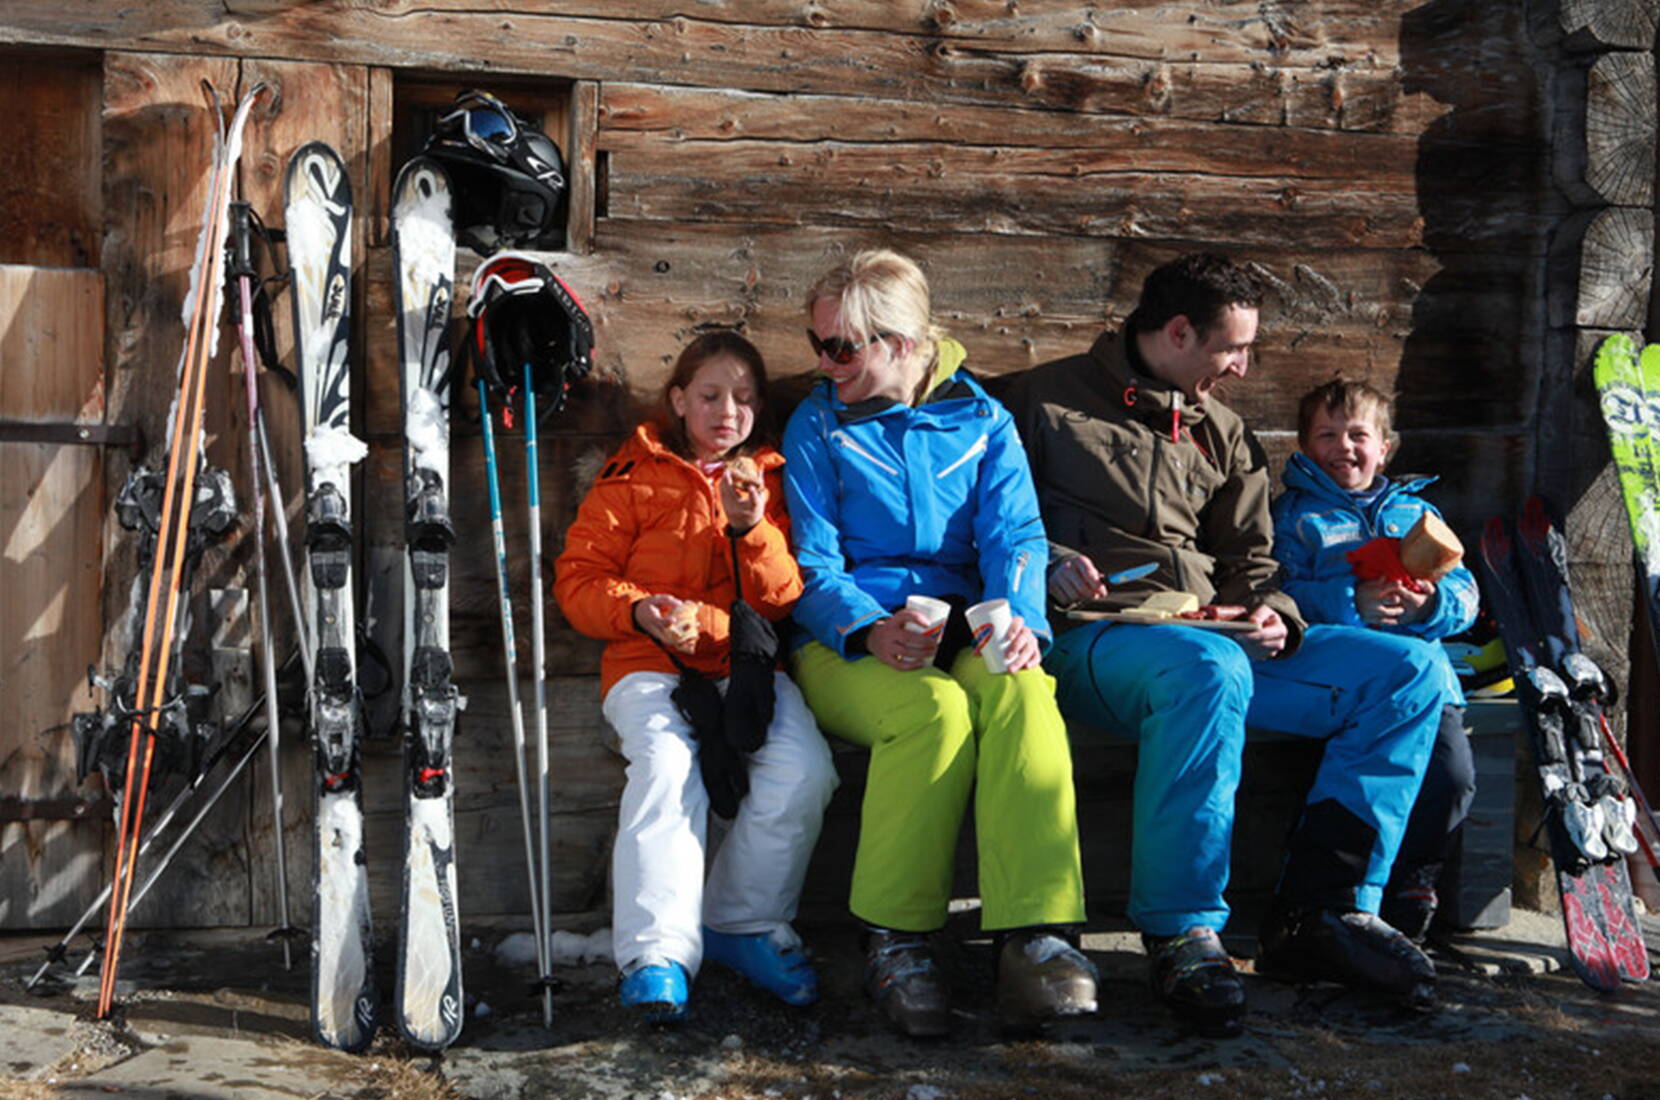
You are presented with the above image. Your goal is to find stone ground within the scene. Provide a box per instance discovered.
[2,908,1659,1100]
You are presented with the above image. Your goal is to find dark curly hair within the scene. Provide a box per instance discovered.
[1126,253,1266,338]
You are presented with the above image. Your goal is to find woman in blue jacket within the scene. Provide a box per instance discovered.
[782,249,1094,1037]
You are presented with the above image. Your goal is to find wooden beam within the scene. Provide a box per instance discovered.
[0,3,1463,134]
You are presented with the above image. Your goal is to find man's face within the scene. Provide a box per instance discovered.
[1154,304,1258,404]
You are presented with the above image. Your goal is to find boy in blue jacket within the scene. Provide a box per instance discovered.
[1271,378,1480,939]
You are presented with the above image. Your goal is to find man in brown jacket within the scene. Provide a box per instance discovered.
[1004,254,1443,1037]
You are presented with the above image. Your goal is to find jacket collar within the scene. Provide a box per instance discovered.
[1282,450,1436,503]
[827,337,976,424]
[1088,330,1213,431]
[628,421,784,474]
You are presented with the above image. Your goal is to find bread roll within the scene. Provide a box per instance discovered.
[665,600,702,651]
[727,454,761,499]
[1400,513,1464,580]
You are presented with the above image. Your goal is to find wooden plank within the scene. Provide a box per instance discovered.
[599,137,1430,249]
[598,81,1424,164]
[0,50,101,268]
[0,3,1489,135]
[568,80,599,255]
[0,265,108,930]
[486,221,1530,426]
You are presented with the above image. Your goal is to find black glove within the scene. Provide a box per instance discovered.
[671,666,747,819]
[722,597,778,753]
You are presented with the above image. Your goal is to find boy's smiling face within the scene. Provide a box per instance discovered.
[1304,405,1391,491]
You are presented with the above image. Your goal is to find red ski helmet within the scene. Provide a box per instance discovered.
[425,89,567,255]
[467,252,594,416]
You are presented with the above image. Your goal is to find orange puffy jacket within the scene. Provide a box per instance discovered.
[553,422,803,697]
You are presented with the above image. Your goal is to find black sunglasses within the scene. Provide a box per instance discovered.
[806,329,891,365]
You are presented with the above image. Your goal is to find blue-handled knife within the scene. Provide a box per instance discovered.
[1106,562,1159,585]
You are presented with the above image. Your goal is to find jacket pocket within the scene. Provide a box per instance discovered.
[831,430,901,477]
[935,432,988,479]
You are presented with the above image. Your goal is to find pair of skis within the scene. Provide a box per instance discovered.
[85,81,271,1020]
[1478,497,1651,990]
[286,145,465,1051]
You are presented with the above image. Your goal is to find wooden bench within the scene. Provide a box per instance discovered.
[798,700,1518,931]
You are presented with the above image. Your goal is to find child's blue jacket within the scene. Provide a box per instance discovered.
[781,339,1048,658]
[1271,451,1479,702]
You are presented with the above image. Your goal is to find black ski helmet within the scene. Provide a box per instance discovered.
[467,251,594,417]
[425,89,568,255]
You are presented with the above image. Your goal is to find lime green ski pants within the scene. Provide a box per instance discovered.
[791,641,1086,932]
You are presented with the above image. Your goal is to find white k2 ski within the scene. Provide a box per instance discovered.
[391,155,465,1050]
[286,140,376,1052]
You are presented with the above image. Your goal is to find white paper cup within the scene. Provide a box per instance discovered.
[904,594,951,640]
[967,598,1014,673]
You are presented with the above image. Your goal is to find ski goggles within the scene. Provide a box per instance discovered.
[438,90,519,162]
[806,329,891,365]
[469,253,547,315]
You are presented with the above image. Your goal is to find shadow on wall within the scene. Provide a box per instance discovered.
[1396,0,1552,529]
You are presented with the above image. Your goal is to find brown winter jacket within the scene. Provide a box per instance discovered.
[553,422,803,696]
[1003,330,1305,653]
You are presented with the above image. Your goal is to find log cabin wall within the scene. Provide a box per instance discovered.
[0,1,1643,930]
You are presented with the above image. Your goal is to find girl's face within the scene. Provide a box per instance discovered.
[809,297,910,405]
[1304,405,1391,491]
[669,353,758,462]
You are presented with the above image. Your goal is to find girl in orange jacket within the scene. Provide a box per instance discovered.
[554,331,837,1022]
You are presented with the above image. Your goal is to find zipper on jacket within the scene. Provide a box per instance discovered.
[1012,549,1030,594]
[831,430,901,476]
[935,433,988,479]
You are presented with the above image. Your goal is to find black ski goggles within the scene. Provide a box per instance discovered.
[807,329,891,365]
[439,90,519,161]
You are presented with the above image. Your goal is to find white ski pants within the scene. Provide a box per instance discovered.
[602,670,839,978]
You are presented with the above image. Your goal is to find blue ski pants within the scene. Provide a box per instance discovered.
[1045,622,1442,935]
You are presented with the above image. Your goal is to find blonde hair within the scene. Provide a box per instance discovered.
[805,248,947,357]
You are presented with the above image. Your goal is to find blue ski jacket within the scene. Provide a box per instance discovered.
[781,339,1050,658]
[1271,450,1479,701]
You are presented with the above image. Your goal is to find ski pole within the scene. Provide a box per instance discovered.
[479,378,552,1028]
[1598,712,1660,869]
[75,726,274,978]
[524,364,556,1023]
[99,82,242,1017]
[257,410,314,687]
[25,669,284,991]
[231,200,296,970]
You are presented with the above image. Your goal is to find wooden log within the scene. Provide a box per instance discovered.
[598,80,1424,164]
[599,136,1430,249]
[0,50,101,268]
[568,80,599,255]
[1556,0,1660,50]
[1551,206,1655,330]
[1585,50,1656,208]
[0,264,109,930]
[0,3,1467,135]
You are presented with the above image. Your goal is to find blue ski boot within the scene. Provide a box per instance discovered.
[619,961,689,1023]
[702,927,819,1006]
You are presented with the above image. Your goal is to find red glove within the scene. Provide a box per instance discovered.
[1346,537,1424,592]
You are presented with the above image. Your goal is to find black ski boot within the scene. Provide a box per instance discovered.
[1257,902,1436,1010]
[864,929,950,1038]
[1144,927,1246,1038]
[1381,863,1442,944]
[996,927,1098,1033]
